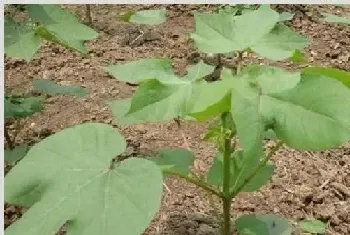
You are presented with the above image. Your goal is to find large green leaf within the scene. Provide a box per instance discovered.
[190,6,308,60]
[262,74,350,150]
[104,58,174,84]
[33,79,88,97]
[321,12,350,25]
[190,5,279,54]
[150,148,195,177]
[5,123,163,235]
[235,214,292,235]
[302,66,350,89]
[120,8,167,25]
[27,4,98,53]
[229,65,350,152]
[4,18,41,61]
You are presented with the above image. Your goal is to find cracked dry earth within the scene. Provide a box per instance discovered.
[4,4,350,235]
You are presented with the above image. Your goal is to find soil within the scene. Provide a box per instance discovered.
[4,4,350,235]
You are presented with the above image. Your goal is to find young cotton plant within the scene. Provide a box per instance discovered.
[105,5,350,235]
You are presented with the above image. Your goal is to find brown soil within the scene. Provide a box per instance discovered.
[4,4,350,235]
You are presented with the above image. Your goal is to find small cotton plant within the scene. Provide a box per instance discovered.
[4,5,350,235]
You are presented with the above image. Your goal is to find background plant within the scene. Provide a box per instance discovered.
[4,4,350,235]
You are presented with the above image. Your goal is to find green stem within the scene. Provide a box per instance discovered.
[163,169,221,197]
[221,112,234,235]
[230,140,283,198]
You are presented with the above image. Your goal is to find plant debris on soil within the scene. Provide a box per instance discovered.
[4,4,350,235]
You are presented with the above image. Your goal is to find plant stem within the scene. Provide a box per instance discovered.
[163,169,221,197]
[174,118,190,150]
[230,140,284,198]
[236,51,243,75]
[85,4,92,25]
[221,112,233,235]
[4,125,14,150]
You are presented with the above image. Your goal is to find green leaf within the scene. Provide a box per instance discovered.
[33,79,88,97]
[290,50,307,63]
[298,219,326,234]
[184,60,215,81]
[302,66,350,89]
[241,164,275,192]
[4,145,29,165]
[5,96,44,119]
[190,5,279,54]
[262,74,350,150]
[5,18,41,61]
[26,4,78,24]
[252,24,309,60]
[207,151,273,192]
[235,214,292,235]
[108,98,174,125]
[127,79,178,115]
[121,8,167,25]
[5,123,163,235]
[321,12,350,25]
[263,129,277,140]
[27,4,98,53]
[228,65,350,154]
[279,12,294,21]
[108,61,229,124]
[187,75,232,121]
[105,58,173,84]
[150,148,195,177]
[207,153,226,188]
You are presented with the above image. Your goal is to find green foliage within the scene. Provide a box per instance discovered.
[107,60,220,124]
[5,95,44,119]
[290,49,307,63]
[4,145,29,166]
[298,219,326,234]
[150,148,195,177]
[105,58,173,84]
[4,123,163,235]
[207,151,274,192]
[235,214,292,235]
[33,79,88,97]
[4,18,41,61]
[120,8,167,25]
[190,5,309,60]
[321,12,350,25]
[5,4,98,61]
[6,4,350,235]
[228,65,350,152]
[302,66,350,89]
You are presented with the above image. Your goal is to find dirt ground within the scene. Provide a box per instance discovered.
[4,4,350,235]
